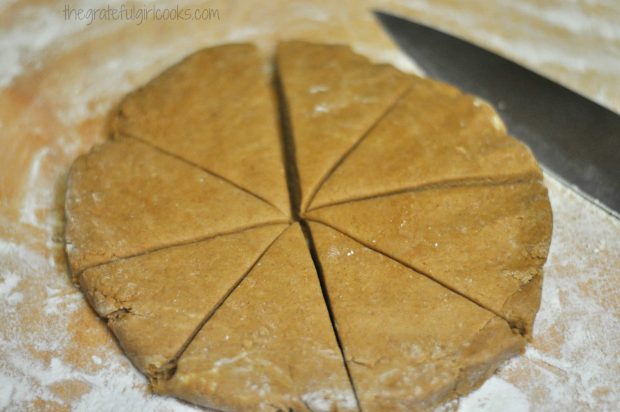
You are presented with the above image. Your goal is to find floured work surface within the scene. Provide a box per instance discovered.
[2,1,619,410]
[60,41,554,411]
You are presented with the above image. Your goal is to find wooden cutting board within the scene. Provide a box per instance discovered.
[1,1,618,410]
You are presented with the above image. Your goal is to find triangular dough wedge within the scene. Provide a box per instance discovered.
[309,222,525,411]
[156,224,358,412]
[306,181,552,334]
[311,78,541,209]
[276,40,411,211]
[65,139,287,275]
[79,224,287,376]
[113,44,289,213]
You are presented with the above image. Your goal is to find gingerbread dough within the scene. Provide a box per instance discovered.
[306,181,552,335]
[276,40,411,210]
[65,41,552,411]
[155,224,357,411]
[80,224,287,376]
[309,222,524,411]
[114,44,290,214]
[64,138,288,276]
[310,77,542,209]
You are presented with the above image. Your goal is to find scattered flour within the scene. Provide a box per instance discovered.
[459,377,530,412]
[313,102,331,115]
[353,44,424,75]
[0,239,203,411]
[0,271,21,297]
[301,389,357,412]
[19,148,50,227]
[309,84,329,94]
[1,2,619,411]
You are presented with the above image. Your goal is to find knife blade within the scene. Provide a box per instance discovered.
[375,11,620,215]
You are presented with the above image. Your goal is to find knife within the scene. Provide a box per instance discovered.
[375,11,620,216]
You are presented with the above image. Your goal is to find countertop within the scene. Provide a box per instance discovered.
[0,1,619,411]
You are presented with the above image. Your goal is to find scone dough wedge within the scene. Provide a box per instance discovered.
[79,223,287,377]
[306,181,552,335]
[310,76,542,209]
[309,222,525,411]
[277,40,411,210]
[156,224,358,412]
[113,44,289,213]
[65,138,287,276]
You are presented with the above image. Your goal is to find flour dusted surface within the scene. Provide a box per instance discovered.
[1,0,619,410]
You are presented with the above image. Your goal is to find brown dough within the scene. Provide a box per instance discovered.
[310,77,542,209]
[277,40,411,210]
[64,138,288,276]
[155,224,357,412]
[309,222,525,411]
[306,181,552,335]
[64,41,553,411]
[114,44,290,214]
[79,223,287,376]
